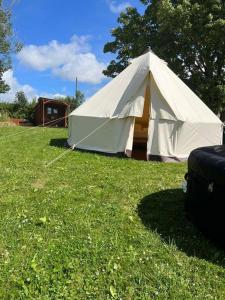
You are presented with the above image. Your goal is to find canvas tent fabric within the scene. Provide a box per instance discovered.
[67,50,223,161]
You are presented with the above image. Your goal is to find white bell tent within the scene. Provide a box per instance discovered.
[67,50,223,162]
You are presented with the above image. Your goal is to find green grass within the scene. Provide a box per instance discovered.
[0,126,224,299]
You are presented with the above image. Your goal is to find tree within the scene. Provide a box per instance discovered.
[103,0,225,115]
[75,90,85,107]
[14,91,29,118]
[60,91,85,111]
[26,98,37,122]
[15,90,28,107]
[0,0,21,93]
[0,95,36,121]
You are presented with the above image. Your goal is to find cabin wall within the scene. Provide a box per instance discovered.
[34,100,68,127]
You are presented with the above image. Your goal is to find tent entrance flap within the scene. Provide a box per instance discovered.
[132,86,150,160]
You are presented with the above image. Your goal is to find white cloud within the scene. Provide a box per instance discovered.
[17,35,106,84]
[107,0,131,13]
[0,70,65,102]
[39,92,66,99]
[0,70,37,102]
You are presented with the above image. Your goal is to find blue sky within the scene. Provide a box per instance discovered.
[0,0,143,102]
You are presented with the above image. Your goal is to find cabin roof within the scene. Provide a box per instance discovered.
[36,97,69,107]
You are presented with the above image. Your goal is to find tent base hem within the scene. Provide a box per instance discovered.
[65,142,127,158]
[66,142,187,162]
[148,154,187,162]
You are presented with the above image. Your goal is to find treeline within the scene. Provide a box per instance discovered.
[0,91,36,121]
[103,0,225,116]
[0,90,85,122]
[62,91,85,111]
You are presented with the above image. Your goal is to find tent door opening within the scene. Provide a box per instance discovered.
[132,87,150,161]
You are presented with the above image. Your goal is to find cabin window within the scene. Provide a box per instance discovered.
[47,107,52,115]
[47,107,58,115]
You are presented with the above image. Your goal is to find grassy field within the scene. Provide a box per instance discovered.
[0,126,224,299]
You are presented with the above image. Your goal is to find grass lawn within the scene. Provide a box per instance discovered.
[0,125,225,299]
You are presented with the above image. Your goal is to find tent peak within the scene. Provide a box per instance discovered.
[143,46,155,55]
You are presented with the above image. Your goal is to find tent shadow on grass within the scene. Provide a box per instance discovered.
[49,138,68,148]
[49,138,129,159]
[137,189,225,267]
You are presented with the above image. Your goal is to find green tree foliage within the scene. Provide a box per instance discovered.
[15,90,28,107]
[0,0,21,93]
[58,91,85,112]
[0,93,37,121]
[26,98,37,121]
[0,101,11,120]
[14,91,28,118]
[103,0,225,115]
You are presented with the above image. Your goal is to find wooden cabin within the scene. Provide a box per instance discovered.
[35,97,70,127]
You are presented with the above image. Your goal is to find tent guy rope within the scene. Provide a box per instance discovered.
[0,115,68,141]
[45,118,112,168]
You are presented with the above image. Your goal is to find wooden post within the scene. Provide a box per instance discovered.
[75,77,78,99]
[42,99,45,126]
[65,107,67,127]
